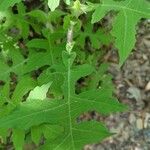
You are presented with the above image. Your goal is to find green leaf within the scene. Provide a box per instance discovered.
[0,82,10,106]
[31,125,42,145]
[0,99,67,129]
[41,121,112,150]
[26,39,48,50]
[42,124,64,140]
[27,10,47,23]
[31,124,64,145]
[27,82,52,100]
[16,2,29,39]
[0,0,21,11]
[0,128,8,144]
[11,77,38,104]
[38,71,64,97]
[92,0,150,65]
[0,47,25,82]
[64,0,71,5]
[48,0,60,11]
[0,51,126,149]
[23,52,51,74]
[12,129,25,150]
[76,19,113,49]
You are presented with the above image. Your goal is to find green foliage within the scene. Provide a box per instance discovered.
[0,0,21,11]
[12,129,25,150]
[0,51,126,149]
[92,0,150,65]
[48,0,60,11]
[48,0,72,11]
[0,0,148,149]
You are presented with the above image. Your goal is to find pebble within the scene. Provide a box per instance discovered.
[145,81,150,91]
[127,87,141,102]
[122,131,130,140]
[144,113,150,128]
[129,113,136,124]
[136,118,143,130]
[135,147,143,150]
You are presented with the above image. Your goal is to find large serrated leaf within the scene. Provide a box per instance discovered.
[92,0,150,65]
[0,51,126,149]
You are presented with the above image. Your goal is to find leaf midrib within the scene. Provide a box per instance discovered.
[0,102,67,127]
[67,58,75,150]
[122,10,127,53]
[72,96,121,109]
[54,58,75,150]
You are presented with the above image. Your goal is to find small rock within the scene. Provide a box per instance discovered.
[142,54,148,60]
[84,145,92,150]
[127,87,141,102]
[129,113,136,124]
[135,147,143,150]
[136,118,143,130]
[145,81,150,91]
[144,113,150,128]
[143,129,150,143]
[122,131,130,140]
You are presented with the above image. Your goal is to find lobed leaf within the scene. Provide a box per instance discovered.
[0,51,127,149]
[92,0,150,65]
